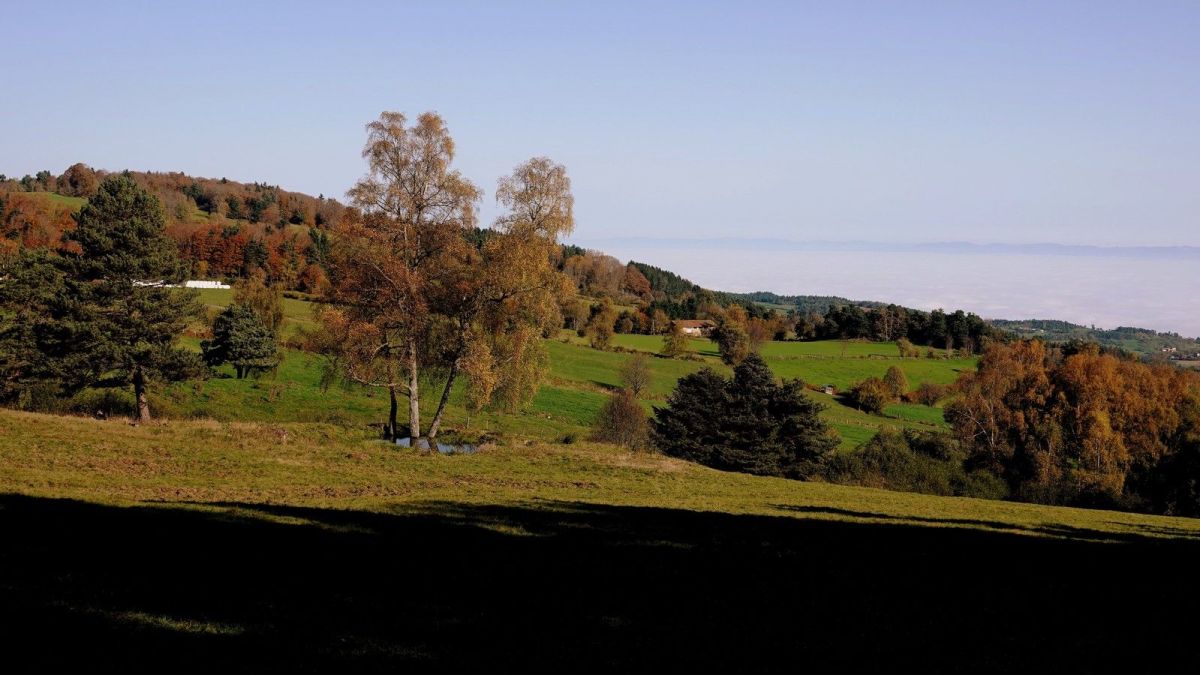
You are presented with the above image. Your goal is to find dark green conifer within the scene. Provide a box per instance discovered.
[202,305,279,379]
[652,353,838,478]
[0,174,204,420]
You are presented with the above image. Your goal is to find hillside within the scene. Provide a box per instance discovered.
[992,318,1200,356]
[176,289,965,450]
[2,167,342,291]
[7,177,1198,348]
[3,407,1199,671]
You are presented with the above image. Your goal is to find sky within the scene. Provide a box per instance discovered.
[3,1,1197,247]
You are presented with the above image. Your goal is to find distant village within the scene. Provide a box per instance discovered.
[1161,345,1200,366]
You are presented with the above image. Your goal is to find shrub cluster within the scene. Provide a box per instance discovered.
[826,428,1008,499]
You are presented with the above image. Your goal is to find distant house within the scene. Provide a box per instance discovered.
[822,385,836,395]
[676,319,716,337]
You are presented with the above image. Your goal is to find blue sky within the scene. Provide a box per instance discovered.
[3,1,1197,247]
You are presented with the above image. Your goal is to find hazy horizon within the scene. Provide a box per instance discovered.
[581,238,1200,338]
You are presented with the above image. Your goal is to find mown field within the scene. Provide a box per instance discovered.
[2,408,1199,671]
[170,289,970,450]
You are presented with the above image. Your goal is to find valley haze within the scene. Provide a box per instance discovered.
[577,237,1200,337]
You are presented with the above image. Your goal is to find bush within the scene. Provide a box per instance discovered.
[587,321,613,350]
[67,388,137,418]
[848,377,892,414]
[661,322,689,358]
[883,366,908,399]
[909,382,950,406]
[826,429,1008,500]
[896,338,921,359]
[954,469,1010,500]
[826,429,953,494]
[591,389,649,449]
[619,353,652,396]
[711,321,750,365]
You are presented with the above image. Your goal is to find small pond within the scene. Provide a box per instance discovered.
[394,437,478,454]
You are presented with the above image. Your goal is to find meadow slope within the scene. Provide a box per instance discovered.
[2,408,1199,671]
[175,289,970,450]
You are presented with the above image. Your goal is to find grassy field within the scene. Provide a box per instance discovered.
[558,329,972,389]
[192,288,317,338]
[38,191,88,209]
[2,190,88,210]
[161,290,962,450]
[2,408,1199,671]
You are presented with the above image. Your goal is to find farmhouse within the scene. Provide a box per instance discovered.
[676,319,716,337]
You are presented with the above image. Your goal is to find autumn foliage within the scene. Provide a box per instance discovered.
[947,340,1200,512]
[3,165,343,291]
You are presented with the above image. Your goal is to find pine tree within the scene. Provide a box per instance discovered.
[202,305,279,378]
[652,353,838,478]
[0,174,203,421]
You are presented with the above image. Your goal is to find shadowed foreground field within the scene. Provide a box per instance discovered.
[4,409,1200,671]
[4,494,1200,673]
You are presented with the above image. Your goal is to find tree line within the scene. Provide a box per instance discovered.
[2,164,343,293]
[795,303,1001,353]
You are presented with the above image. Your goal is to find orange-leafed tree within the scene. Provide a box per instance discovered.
[321,111,482,442]
[319,113,574,444]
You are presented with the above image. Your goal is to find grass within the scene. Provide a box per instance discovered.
[884,401,948,425]
[166,337,948,450]
[767,356,973,391]
[43,192,88,209]
[6,191,88,210]
[170,293,964,450]
[1,407,1193,534]
[192,288,316,338]
[166,339,595,441]
[556,329,970,390]
[2,407,1199,670]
